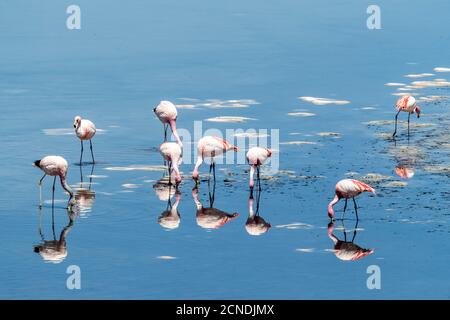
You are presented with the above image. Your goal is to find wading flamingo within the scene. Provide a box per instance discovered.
[74,116,97,164]
[192,136,238,184]
[153,100,182,146]
[246,147,272,191]
[33,156,74,208]
[328,179,376,220]
[159,142,182,186]
[327,222,374,261]
[392,95,421,138]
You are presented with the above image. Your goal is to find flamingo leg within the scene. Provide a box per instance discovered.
[341,199,348,220]
[393,109,401,138]
[164,124,168,141]
[89,139,95,164]
[79,140,84,165]
[407,112,411,137]
[353,197,359,220]
[351,219,359,243]
[212,161,216,185]
[168,161,172,185]
[52,176,56,208]
[89,163,95,191]
[38,174,46,208]
[256,166,262,192]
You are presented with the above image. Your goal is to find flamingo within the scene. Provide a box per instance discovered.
[74,116,96,164]
[392,95,421,137]
[327,179,376,220]
[159,142,182,186]
[192,136,238,184]
[246,147,272,191]
[153,100,182,146]
[33,156,74,208]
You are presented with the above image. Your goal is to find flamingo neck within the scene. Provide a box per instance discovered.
[328,195,339,219]
[249,165,255,189]
[169,120,182,147]
[192,156,203,180]
[60,175,73,198]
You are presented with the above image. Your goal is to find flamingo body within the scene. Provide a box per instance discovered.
[192,136,238,180]
[74,116,96,140]
[159,142,182,184]
[34,156,74,207]
[153,100,181,146]
[246,147,272,189]
[328,179,375,219]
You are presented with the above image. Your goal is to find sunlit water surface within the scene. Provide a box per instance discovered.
[0,0,449,299]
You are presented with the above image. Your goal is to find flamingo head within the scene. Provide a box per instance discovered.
[266,148,272,157]
[414,105,421,118]
[73,116,81,128]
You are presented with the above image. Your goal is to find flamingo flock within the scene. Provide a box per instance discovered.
[34,94,421,223]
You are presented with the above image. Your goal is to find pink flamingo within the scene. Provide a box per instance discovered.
[328,179,376,220]
[33,156,74,208]
[246,147,272,191]
[74,116,97,164]
[192,136,238,184]
[392,95,421,137]
[153,100,182,146]
[159,142,182,186]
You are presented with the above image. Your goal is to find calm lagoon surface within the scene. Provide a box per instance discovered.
[0,0,449,299]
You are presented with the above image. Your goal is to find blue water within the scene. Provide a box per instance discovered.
[0,0,449,299]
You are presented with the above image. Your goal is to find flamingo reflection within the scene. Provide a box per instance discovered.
[75,163,96,215]
[327,221,374,261]
[158,190,181,230]
[246,190,271,236]
[192,184,239,230]
[33,206,76,264]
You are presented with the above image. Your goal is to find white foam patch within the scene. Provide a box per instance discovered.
[317,132,340,137]
[295,248,315,253]
[122,184,140,189]
[87,175,108,179]
[280,141,317,145]
[205,116,256,123]
[105,165,166,172]
[385,82,406,86]
[177,98,260,109]
[233,132,269,138]
[404,73,434,78]
[156,256,177,260]
[418,95,448,102]
[434,67,450,72]
[299,96,350,105]
[287,112,316,117]
[411,80,450,88]
[276,222,313,229]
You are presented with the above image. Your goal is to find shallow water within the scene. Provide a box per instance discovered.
[0,0,449,299]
